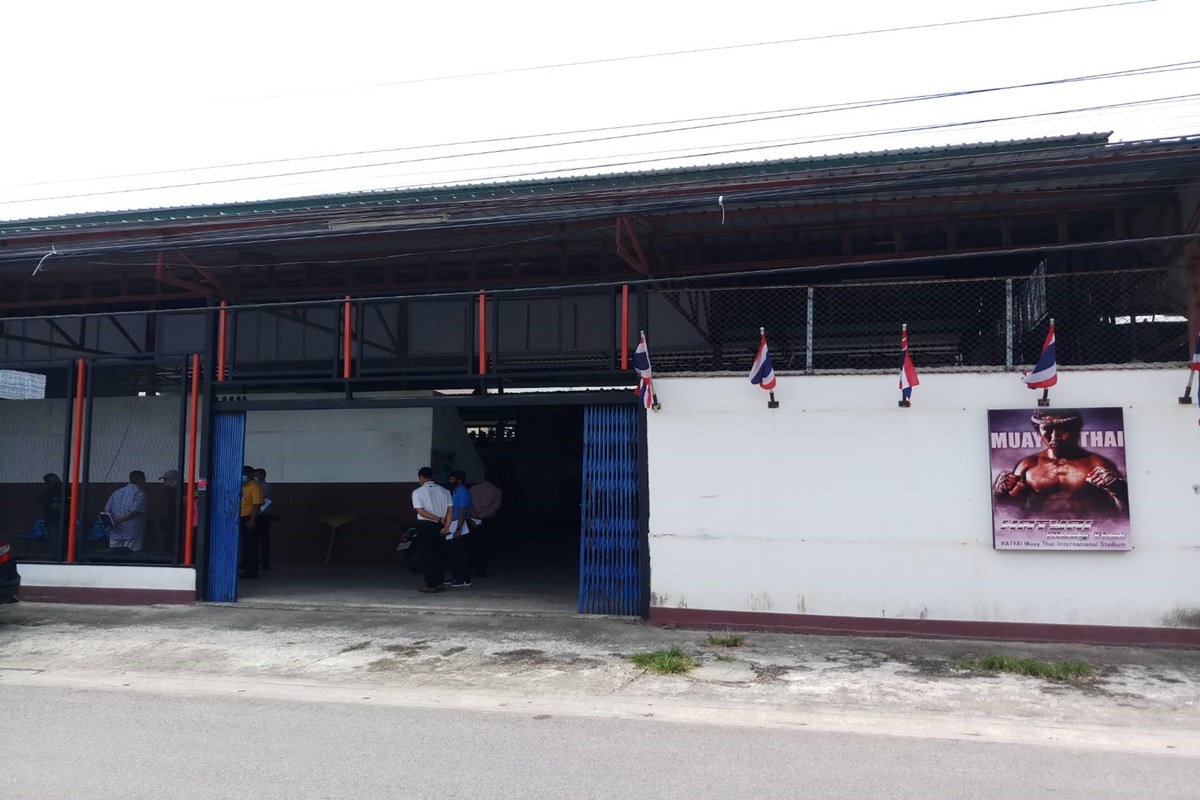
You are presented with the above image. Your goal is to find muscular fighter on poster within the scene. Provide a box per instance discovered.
[993,409,1129,518]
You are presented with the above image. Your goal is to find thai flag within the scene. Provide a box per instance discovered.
[1190,331,1200,371]
[898,325,919,400]
[633,333,654,409]
[1023,320,1057,389]
[749,331,777,391]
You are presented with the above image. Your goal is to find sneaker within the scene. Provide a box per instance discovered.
[448,580,472,588]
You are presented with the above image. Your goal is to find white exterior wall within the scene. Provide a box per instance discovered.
[244,408,432,483]
[648,370,1200,628]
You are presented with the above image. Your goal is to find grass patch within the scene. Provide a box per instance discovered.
[706,632,747,648]
[954,654,1095,682]
[629,648,700,675]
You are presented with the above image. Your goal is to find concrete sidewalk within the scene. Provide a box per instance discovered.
[2,602,1199,756]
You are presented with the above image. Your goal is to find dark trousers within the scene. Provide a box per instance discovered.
[239,516,260,578]
[415,521,444,588]
[449,535,472,584]
[471,520,492,577]
[257,514,273,569]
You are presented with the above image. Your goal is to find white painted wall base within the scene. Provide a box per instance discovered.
[20,563,196,592]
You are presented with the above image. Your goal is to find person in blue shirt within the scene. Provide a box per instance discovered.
[443,470,475,588]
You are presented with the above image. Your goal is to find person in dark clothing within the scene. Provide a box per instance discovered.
[238,465,264,579]
[38,473,66,546]
[468,471,503,578]
[253,468,274,570]
[38,474,63,523]
[444,470,474,588]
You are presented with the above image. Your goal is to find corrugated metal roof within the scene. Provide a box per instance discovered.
[0,133,1116,235]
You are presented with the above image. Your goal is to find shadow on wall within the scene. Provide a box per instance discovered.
[265,482,419,566]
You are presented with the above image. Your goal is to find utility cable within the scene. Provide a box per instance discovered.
[256,1,1160,99]
[2,59,1195,205]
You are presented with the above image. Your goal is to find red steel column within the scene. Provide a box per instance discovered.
[66,359,86,563]
[184,353,201,565]
[217,301,228,382]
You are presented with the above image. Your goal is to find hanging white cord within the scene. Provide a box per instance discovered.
[31,245,58,276]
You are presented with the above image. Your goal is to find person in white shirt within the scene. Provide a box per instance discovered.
[411,466,451,593]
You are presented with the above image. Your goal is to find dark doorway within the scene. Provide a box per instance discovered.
[463,405,584,600]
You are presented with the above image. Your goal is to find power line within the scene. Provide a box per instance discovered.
[3,62,1195,208]
[7,58,1193,194]
[255,1,1159,99]
[459,95,1200,187]
[260,96,1200,197]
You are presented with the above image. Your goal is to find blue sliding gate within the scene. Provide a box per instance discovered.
[579,405,644,616]
[207,411,246,602]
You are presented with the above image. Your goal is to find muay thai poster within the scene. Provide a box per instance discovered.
[988,407,1131,551]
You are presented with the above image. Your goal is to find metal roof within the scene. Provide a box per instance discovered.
[0,133,1118,236]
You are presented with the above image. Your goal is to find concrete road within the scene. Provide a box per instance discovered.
[5,682,1197,800]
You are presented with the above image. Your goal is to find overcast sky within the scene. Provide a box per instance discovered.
[1,0,1196,222]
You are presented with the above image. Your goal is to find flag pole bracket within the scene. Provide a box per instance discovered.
[768,391,779,409]
[1178,392,1192,405]
[1038,389,1051,408]
[898,399,911,408]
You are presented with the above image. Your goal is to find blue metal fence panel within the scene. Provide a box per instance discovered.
[579,405,642,615]
[207,411,245,602]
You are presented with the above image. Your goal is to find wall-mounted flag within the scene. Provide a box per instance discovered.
[898,323,919,408]
[1179,331,1200,408]
[1022,318,1057,407]
[632,331,658,410]
[749,327,779,408]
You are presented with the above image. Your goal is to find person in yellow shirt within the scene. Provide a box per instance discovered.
[239,465,265,579]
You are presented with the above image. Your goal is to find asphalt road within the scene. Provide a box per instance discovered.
[4,683,1196,800]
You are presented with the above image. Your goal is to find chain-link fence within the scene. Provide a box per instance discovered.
[491,289,632,373]
[2,268,1188,391]
[231,305,341,378]
[649,268,1186,374]
[0,364,74,561]
[359,296,474,376]
[79,360,188,564]
[1,358,192,565]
